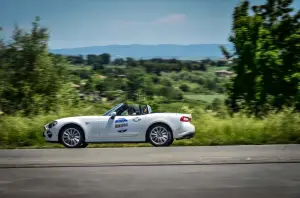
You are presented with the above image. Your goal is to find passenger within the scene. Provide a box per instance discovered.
[143,106,148,114]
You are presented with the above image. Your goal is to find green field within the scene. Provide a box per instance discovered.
[207,66,230,72]
[184,94,225,103]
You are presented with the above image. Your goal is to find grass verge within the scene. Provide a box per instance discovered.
[0,105,299,149]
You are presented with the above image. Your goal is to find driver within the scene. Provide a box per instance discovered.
[127,106,136,116]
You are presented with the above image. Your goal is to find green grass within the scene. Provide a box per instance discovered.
[104,64,127,69]
[67,64,93,71]
[207,66,230,72]
[173,81,199,89]
[184,94,225,103]
[0,104,299,149]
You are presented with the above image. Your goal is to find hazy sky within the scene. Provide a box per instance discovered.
[0,0,299,49]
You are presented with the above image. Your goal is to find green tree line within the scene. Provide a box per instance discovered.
[62,54,223,73]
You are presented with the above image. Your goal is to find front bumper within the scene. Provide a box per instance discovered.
[43,130,54,138]
[42,125,59,142]
[42,125,46,137]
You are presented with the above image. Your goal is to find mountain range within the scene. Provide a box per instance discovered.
[50,44,233,60]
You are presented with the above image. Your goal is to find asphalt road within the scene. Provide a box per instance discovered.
[0,145,300,198]
[1,144,300,167]
[1,163,300,198]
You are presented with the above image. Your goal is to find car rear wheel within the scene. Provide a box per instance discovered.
[60,125,84,148]
[148,124,173,147]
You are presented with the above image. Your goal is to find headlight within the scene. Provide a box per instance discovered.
[48,121,58,128]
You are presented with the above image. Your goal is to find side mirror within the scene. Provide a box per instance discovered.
[110,111,117,119]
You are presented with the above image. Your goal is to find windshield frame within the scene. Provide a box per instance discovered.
[147,105,152,114]
[103,103,124,116]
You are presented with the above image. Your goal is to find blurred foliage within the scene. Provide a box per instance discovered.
[222,0,300,116]
[0,17,67,116]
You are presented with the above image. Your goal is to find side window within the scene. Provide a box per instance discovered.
[118,105,140,116]
[116,105,129,116]
[121,110,129,116]
[129,105,141,115]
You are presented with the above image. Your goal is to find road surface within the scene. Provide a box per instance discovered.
[0,144,300,167]
[0,145,300,198]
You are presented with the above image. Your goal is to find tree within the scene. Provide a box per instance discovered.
[0,17,67,115]
[99,53,111,65]
[179,84,190,92]
[126,67,145,101]
[87,54,99,65]
[159,86,183,100]
[66,55,85,65]
[0,27,6,109]
[113,58,125,65]
[92,62,104,71]
[126,57,137,67]
[199,62,207,71]
[220,45,232,59]
[87,54,107,67]
[223,0,300,116]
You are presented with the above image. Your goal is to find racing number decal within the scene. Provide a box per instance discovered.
[115,118,128,133]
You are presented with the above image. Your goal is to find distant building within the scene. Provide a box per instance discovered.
[215,70,233,77]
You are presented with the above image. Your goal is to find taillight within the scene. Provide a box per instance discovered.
[180,116,191,122]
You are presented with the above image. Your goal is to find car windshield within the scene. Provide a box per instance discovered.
[148,105,152,114]
[103,103,123,116]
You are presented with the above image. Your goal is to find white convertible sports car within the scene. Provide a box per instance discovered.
[43,103,195,148]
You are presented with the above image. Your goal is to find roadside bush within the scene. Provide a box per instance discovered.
[0,105,299,148]
[186,109,300,146]
[179,84,190,92]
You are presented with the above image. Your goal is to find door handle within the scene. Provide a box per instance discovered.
[133,117,141,122]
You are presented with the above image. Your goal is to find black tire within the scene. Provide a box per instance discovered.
[147,123,173,147]
[80,142,89,148]
[166,138,174,146]
[59,124,84,148]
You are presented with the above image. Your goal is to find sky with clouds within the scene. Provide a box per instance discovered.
[0,0,299,49]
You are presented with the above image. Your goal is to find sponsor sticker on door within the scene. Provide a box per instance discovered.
[115,118,128,133]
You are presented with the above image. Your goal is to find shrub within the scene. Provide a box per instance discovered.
[0,105,299,148]
[179,84,190,92]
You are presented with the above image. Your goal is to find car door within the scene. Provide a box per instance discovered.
[86,116,110,140]
[100,115,146,138]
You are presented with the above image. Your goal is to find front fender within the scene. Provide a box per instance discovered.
[56,119,88,140]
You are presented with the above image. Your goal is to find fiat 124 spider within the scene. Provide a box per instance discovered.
[43,103,195,148]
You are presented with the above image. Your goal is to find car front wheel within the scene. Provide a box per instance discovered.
[148,124,173,147]
[60,125,84,148]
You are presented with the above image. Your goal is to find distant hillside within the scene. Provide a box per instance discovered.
[50,44,233,60]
